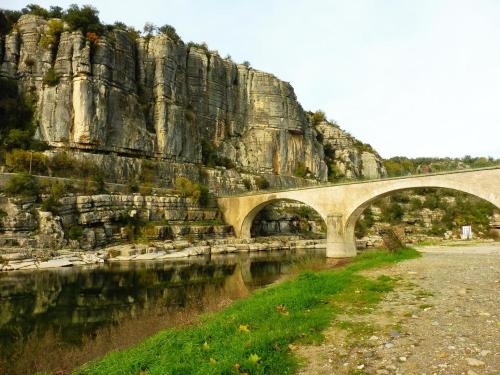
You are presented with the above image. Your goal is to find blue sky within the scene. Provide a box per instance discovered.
[4,0,500,158]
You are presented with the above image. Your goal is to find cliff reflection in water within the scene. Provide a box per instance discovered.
[0,248,325,374]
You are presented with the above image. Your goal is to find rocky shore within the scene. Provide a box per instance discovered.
[0,237,325,271]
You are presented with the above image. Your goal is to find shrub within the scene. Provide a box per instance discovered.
[47,152,75,176]
[42,180,72,197]
[174,176,210,206]
[127,179,140,193]
[391,192,410,204]
[139,184,153,196]
[187,42,209,51]
[0,78,36,149]
[158,24,180,42]
[197,184,210,207]
[41,195,60,213]
[423,195,440,210]
[409,197,423,210]
[4,173,39,197]
[242,178,252,190]
[21,4,49,18]
[5,149,48,174]
[48,5,63,18]
[242,61,251,68]
[140,160,156,184]
[94,173,107,194]
[381,202,404,224]
[293,161,307,178]
[4,129,35,150]
[40,19,64,48]
[0,10,22,35]
[185,108,196,122]
[67,225,84,240]
[43,68,60,86]
[175,176,196,197]
[62,4,104,35]
[310,110,326,126]
[255,176,270,190]
[201,140,235,169]
[327,163,344,182]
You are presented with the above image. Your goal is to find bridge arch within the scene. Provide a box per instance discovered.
[343,183,500,253]
[240,198,327,239]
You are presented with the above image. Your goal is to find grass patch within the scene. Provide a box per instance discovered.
[76,248,420,375]
[335,321,376,340]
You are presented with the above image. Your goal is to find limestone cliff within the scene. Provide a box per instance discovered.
[0,14,385,182]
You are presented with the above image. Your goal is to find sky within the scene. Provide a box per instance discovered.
[3,0,500,158]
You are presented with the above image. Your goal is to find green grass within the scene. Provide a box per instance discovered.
[75,248,420,375]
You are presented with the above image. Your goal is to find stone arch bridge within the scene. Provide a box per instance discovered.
[217,167,500,257]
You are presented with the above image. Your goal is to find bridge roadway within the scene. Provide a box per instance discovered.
[217,167,500,257]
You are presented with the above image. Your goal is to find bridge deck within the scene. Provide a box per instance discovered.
[218,166,500,198]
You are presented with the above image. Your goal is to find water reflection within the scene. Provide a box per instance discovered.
[0,248,325,374]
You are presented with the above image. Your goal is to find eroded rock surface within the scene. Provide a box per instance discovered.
[1,15,386,182]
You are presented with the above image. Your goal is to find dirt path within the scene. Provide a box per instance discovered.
[297,243,500,375]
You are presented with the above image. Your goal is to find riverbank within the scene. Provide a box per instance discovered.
[0,237,325,272]
[296,242,500,374]
[75,248,419,374]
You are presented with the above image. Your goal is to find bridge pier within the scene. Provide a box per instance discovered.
[326,214,357,258]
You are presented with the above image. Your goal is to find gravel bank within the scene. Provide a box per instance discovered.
[297,243,500,374]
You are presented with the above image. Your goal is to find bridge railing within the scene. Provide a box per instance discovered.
[217,166,500,198]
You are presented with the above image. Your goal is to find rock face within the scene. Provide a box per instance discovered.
[0,192,232,250]
[316,120,386,179]
[0,15,385,182]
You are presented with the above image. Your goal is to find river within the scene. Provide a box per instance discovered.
[0,248,326,374]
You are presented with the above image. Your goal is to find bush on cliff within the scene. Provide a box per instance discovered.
[67,225,84,240]
[40,19,64,48]
[5,149,48,174]
[201,140,235,169]
[310,110,326,126]
[255,176,270,190]
[4,173,39,197]
[158,24,180,43]
[0,78,38,151]
[175,176,210,206]
[293,161,308,178]
[43,68,60,86]
[62,4,104,35]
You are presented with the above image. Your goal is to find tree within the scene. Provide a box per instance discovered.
[158,24,180,42]
[0,10,22,35]
[0,78,37,151]
[143,22,157,36]
[62,4,103,35]
[22,4,49,18]
[48,6,63,18]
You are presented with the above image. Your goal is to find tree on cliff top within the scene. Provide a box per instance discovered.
[62,4,104,35]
